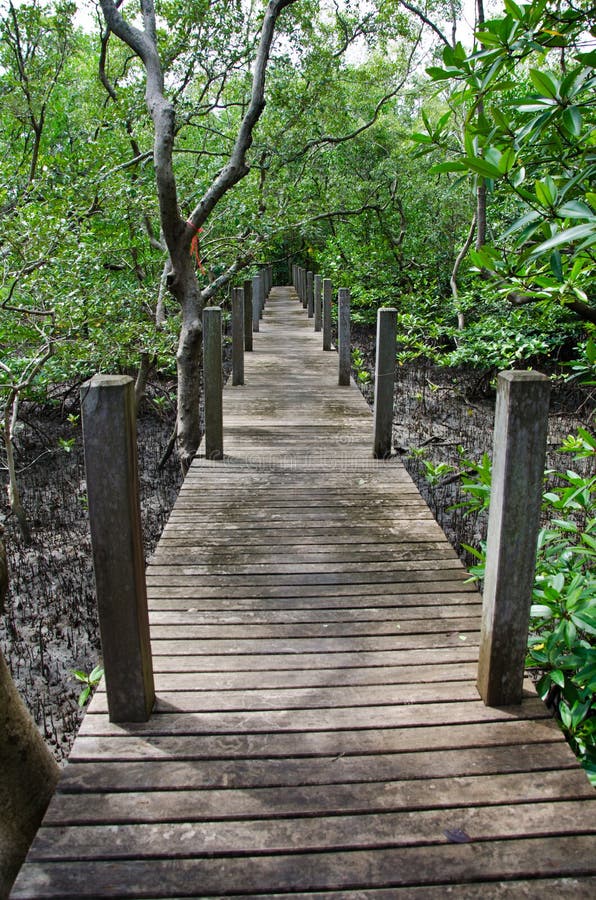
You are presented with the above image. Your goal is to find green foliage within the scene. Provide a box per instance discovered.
[351,348,371,384]
[72,664,104,707]
[421,0,596,322]
[457,432,596,782]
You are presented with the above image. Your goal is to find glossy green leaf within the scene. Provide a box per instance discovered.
[529,69,559,99]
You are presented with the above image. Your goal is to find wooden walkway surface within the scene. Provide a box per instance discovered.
[12,286,596,897]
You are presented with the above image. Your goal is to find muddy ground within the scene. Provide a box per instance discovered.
[0,324,593,762]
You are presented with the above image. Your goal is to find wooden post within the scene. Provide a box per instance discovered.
[257,273,265,319]
[203,306,223,460]
[314,274,322,332]
[80,375,154,723]
[301,268,307,309]
[373,307,397,459]
[323,278,332,351]
[338,287,351,386]
[477,371,550,706]
[307,271,314,318]
[243,279,253,352]
[252,274,260,333]
[232,287,244,386]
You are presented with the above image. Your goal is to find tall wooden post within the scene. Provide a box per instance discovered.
[203,306,223,460]
[243,279,253,352]
[252,274,260,333]
[301,268,307,309]
[307,271,314,318]
[338,287,351,386]
[232,287,244,386]
[314,274,322,332]
[373,307,397,459]
[477,371,550,706]
[81,375,154,723]
[323,278,332,351]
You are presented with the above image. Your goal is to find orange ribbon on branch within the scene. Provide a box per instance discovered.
[187,221,206,274]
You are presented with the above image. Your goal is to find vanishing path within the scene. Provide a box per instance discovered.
[13,287,596,897]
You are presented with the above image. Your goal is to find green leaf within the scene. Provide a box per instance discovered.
[429,161,467,174]
[464,157,502,179]
[530,223,596,256]
[562,106,582,136]
[535,176,557,207]
[551,669,566,688]
[412,133,433,144]
[498,147,516,174]
[550,250,563,282]
[427,66,453,81]
[529,68,560,99]
[503,0,523,19]
[557,200,594,219]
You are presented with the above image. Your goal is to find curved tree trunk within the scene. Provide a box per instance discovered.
[0,646,59,895]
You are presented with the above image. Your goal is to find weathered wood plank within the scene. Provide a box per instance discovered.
[77,695,549,737]
[29,800,596,861]
[68,717,562,762]
[11,836,596,897]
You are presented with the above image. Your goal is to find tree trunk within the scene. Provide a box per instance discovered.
[0,646,59,896]
[3,393,31,545]
[174,260,204,473]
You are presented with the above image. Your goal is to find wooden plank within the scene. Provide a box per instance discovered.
[28,800,596,861]
[77,695,550,737]
[42,768,595,825]
[69,718,563,762]
[145,645,482,671]
[11,836,596,896]
[54,743,579,794]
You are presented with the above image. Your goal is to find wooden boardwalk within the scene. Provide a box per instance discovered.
[12,286,596,897]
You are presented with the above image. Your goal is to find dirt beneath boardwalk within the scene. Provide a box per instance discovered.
[0,327,593,763]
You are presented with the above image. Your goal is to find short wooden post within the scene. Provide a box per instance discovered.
[373,307,397,459]
[252,274,260,333]
[203,306,223,460]
[232,287,244,386]
[80,375,154,723]
[477,371,550,706]
[301,268,307,309]
[307,271,314,318]
[243,279,253,351]
[338,287,351,386]
[314,274,322,332]
[323,278,332,351]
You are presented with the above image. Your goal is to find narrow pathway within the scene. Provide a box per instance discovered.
[12,287,596,897]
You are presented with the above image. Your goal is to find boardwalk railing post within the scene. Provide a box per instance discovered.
[477,370,550,706]
[373,307,397,459]
[257,273,265,320]
[232,287,244,386]
[323,277,332,351]
[307,271,314,318]
[252,274,260,333]
[80,375,154,723]
[203,306,224,460]
[314,274,322,332]
[338,287,351,386]
[243,279,253,351]
[301,268,307,309]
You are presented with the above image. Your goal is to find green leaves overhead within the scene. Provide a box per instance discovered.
[417,0,596,322]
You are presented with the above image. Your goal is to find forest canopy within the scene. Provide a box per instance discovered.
[1,0,594,462]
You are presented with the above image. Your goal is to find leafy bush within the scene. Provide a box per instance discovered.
[456,430,596,784]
